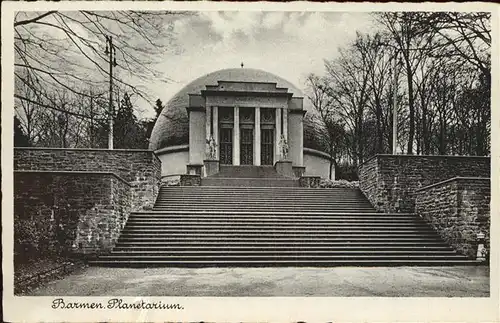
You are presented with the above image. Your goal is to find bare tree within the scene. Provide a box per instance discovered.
[323,33,374,166]
[418,12,491,80]
[305,74,346,180]
[14,10,186,120]
[377,12,436,155]
[310,11,491,170]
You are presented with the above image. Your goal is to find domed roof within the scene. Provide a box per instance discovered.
[149,68,326,152]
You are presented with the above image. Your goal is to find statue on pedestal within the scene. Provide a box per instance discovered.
[206,135,217,160]
[278,134,289,160]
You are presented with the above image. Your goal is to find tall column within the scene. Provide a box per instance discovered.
[274,108,282,163]
[188,107,205,165]
[233,106,240,165]
[282,107,288,141]
[212,106,218,159]
[254,107,261,165]
[288,110,304,166]
[205,106,212,140]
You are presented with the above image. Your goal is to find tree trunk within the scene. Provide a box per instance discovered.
[375,97,383,153]
[406,60,415,155]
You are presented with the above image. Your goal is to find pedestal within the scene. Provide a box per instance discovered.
[292,166,306,178]
[186,164,203,176]
[204,159,220,177]
[275,160,294,178]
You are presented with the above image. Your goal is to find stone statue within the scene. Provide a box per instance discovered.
[206,135,217,160]
[278,134,289,160]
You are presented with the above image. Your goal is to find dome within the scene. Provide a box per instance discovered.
[149,68,326,152]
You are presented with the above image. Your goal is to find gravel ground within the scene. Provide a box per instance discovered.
[25,265,489,297]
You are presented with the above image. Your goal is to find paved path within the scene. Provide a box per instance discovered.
[26,266,489,297]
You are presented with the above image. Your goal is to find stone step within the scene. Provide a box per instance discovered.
[93,254,471,261]
[115,240,450,246]
[152,209,374,214]
[154,202,371,207]
[210,165,285,178]
[90,259,479,267]
[158,189,364,193]
[116,237,447,243]
[150,209,377,214]
[201,178,300,187]
[153,201,374,206]
[155,195,370,200]
[154,201,375,212]
[160,194,367,198]
[112,245,452,251]
[124,223,429,228]
[130,212,413,218]
[121,227,435,233]
[108,250,459,256]
[160,186,360,191]
[160,186,364,196]
[118,232,440,238]
[110,248,457,256]
[117,236,450,247]
[125,219,426,225]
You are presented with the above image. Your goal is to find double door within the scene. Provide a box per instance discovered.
[219,126,274,166]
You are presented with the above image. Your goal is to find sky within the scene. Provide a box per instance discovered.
[136,11,376,119]
[14,10,376,120]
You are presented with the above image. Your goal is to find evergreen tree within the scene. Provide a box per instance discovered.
[113,93,148,149]
[143,98,164,141]
[155,99,164,118]
[14,116,31,147]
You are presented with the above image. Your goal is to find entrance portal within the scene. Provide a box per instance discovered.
[261,128,274,165]
[219,128,233,165]
[240,128,254,165]
[219,107,234,165]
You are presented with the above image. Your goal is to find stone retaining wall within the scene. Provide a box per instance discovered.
[358,154,490,213]
[415,177,490,258]
[14,148,161,210]
[14,171,132,260]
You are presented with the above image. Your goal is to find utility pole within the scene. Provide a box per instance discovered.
[105,35,118,149]
[392,51,399,155]
[90,96,94,148]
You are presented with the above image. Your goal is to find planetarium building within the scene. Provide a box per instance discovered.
[149,68,334,180]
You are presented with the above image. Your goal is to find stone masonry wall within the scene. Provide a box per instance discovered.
[14,171,131,262]
[358,155,490,213]
[358,156,379,209]
[415,177,490,258]
[14,148,161,210]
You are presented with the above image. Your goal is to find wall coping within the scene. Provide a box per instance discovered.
[154,144,189,155]
[416,176,490,192]
[14,170,132,187]
[15,147,160,164]
[14,147,157,153]
[359,154,491,168]
[303,147,332,159]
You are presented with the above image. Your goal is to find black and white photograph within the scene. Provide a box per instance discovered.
[2,2,498,322]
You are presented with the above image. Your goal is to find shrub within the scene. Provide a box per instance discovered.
[163,178,180,186]
[319,179,360,189]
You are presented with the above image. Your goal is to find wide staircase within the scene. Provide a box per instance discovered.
[90,185,477,267]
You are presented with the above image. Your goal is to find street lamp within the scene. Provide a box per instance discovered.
[391,50,400,155]
[377,40,403,155]
[105,35,118,149]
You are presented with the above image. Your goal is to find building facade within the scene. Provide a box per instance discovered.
[149,68,334,180]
